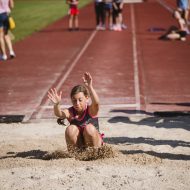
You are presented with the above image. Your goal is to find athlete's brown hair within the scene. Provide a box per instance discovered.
[70,85,89,98]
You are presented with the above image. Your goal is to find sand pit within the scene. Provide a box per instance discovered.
[0,114,190,190]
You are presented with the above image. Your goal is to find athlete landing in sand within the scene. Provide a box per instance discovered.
[48,72,103,152]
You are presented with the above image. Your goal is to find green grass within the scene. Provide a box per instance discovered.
[11,0,91,42]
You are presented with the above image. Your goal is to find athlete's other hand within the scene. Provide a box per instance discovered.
[48,88,62,105]
[83,72,92,88]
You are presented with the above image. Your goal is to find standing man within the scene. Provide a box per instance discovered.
[0,0,16,61]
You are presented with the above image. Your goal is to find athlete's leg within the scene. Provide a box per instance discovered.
[65,125,83,151]
[83,124,102,147]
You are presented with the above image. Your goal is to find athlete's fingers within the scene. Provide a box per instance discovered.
[52,88,57,96]
[59,91,62,98]
[48,91,53,98]
[54,88,57,94]
[47,94,54,102]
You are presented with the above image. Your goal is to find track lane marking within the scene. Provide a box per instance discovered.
[27,30,97,120]
[157,0,173,12]
[131,4,141,110]
[55,31,97,91]
[129,0,174,112]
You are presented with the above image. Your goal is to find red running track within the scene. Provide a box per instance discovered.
[135,0,190,112]
[0,1,190,121]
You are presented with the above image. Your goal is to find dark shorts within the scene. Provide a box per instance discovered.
[57,118,104,145]
[0,12,9,34]
[113,3,122,16]
[77,126,104,145]
[104,3,112,10]
[178,30,187,37]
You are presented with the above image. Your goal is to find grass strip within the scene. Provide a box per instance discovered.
[11,0,91,42]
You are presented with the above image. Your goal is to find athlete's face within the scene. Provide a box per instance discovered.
[71,92,88,112]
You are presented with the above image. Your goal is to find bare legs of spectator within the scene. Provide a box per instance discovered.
[5,33,15,58]
[69,15,79,31]
[0,27,7,60]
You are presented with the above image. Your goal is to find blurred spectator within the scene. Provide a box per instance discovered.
[103,0,113,30]
[174,9,187,30]
[112,0,124,31]
[67,0,79,31]
[0,0,16,61]
[175,0,190,33]
[159,25,187,41]
[94,0,106,30]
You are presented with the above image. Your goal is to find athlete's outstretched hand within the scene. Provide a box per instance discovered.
[83,72,92,88]
[48,88,62,105]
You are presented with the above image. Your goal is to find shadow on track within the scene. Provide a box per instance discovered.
[108,110,190,131]
[39,27,95,33]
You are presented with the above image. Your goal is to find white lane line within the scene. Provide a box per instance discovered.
[33,30,97,120]
[157,0,173,12]
[131,4,141,110]
[55,31,97,91]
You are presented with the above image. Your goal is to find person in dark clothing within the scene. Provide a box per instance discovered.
[94,0,106,30]
[158,25,187,41]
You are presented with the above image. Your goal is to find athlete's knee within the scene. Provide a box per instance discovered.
[65,125,79,137]
[83,124,97,137]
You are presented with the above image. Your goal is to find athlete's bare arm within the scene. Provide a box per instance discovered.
[83,72,100,116]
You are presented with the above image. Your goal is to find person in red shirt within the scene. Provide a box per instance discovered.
[66,0,79,31]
